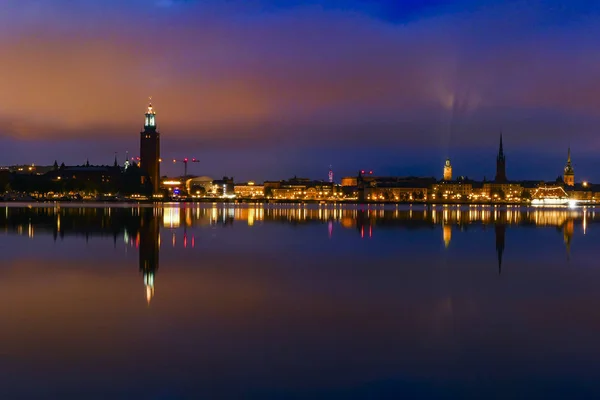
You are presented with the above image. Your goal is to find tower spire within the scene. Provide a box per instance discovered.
[563,147,574,186]
[495,132,507,182]
[140,98,161,194]
[145,97,156,129]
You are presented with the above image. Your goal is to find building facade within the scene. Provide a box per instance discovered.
[234,182,265,198]
[483,182,523,200]
[432,181,472,200]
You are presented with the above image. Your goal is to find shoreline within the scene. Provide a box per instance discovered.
[1,198,595,207]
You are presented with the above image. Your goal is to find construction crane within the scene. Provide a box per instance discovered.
[172,157,199,178]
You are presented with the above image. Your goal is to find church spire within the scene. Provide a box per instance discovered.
[563,147,574,186]
[495,133,507,182]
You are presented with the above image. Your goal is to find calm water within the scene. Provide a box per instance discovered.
[1,203,600,399]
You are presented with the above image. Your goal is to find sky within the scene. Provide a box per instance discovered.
[2,0,600,181]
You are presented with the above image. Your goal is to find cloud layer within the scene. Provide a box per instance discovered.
[1,0,600,179]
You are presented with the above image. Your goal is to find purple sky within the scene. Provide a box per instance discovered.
[1,0,600,181]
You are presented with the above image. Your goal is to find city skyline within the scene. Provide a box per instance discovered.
[1,112,588,187]
[2,0,600,180]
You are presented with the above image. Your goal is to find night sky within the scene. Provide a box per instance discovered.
[2,0,600,182]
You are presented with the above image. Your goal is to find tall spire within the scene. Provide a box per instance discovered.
[495,133,507,182]
[563,147,574,186]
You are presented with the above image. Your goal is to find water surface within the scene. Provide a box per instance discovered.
[1,204,599,399]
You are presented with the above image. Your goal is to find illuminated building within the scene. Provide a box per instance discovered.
[568,183,593,201]
[186,176,214,196]
[265,178,337,200]
[443,159,452,181]
[364,185,428,202]
[211,177,235,198]
[341,177,358,187]
[140,101,161,194]
[531,185,570,205]
[358,174,433,202]
[563,148,574,186]
[432,181,472,200]
[234,182,265,198]
[482,182,523,200]
[495,134,507,183]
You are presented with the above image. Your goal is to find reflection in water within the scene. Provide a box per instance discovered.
[443,224,452,249]
[496,224,506,274]
[0,204,596,290]
[2,203,600,398]
[564,218,574,260]
[1,204,595,241]
[139,209,159,304]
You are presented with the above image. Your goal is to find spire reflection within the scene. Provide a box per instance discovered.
[139,208,159,305]
[495,224,506,275]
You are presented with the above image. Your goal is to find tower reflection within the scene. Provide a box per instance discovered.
[495,224,506,275]
[139,208,160,305]
[443,224,452,249]
[563,219,574,260]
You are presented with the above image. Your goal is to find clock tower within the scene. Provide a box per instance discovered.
[140,100,160,194]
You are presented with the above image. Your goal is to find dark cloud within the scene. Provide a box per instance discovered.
[1,0,600,180]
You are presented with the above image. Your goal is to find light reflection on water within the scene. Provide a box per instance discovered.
[1,204,600,399]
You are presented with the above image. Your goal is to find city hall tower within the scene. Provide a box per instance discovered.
[140,100,161,194]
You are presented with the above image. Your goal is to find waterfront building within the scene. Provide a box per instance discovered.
[483,182,523,200]
[140,101,161,194]
[185,176,213,196]
[495,134,507,183]
[563,148,574,186]
[432,181,472,200]
[265,177,336,200]
[357,173,433,202]
[566,182,594,201]
[45,162,123,196]
[211,177,235,197]
[234,181,265,198]
[341,177,358,187]
[530,185,569,205]
[443,159,452,181]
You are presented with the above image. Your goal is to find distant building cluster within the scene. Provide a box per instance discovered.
[1,105,597,205]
